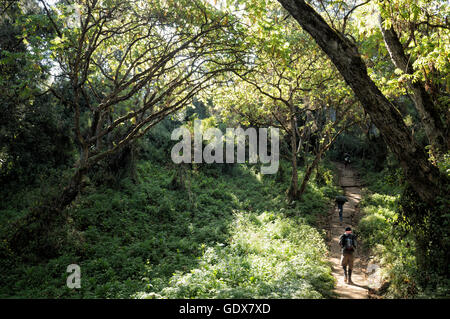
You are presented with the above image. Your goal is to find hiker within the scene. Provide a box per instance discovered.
[339,227,357,284]
[344,153,351,168]
[335,195,348,223]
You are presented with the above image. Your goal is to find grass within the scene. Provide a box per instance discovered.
[0,158,339,299]
[355,158,450,298]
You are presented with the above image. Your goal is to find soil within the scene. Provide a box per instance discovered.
[325,162,369,299]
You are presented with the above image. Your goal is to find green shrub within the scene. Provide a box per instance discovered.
[358,170,449,298]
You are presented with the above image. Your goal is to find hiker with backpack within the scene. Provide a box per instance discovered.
[335,195,348,224]
[344,152,351,169]
[339,227,357,284]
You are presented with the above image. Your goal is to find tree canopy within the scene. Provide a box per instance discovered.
[0,0,449,300]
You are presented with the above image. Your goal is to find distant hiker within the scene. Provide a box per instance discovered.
[344,153,351,168]
[335,195,348,224]
[339,227,357,284]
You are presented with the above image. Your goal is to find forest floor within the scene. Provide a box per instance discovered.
[325,162,369,299]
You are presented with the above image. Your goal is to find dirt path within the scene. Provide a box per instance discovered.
[326,162,369,299]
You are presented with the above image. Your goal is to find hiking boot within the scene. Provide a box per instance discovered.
[347,269,353,284]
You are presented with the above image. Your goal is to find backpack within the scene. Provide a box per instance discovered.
[341,234,355,251]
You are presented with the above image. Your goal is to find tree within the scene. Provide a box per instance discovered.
[380,0,448,148]
[9,0,246,256]
[277,0,449,282]
[0,0,73,185]
[277,0,447,205]
[215,4,358,200]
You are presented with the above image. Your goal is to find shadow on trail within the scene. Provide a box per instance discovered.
[348,282,369,290]
[326,161,369,299]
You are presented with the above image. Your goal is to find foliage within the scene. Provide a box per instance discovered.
[22,0,249,182]
[137,211,335,299]
[357,160,450,298]
[435,150,450,177]
[353,0,449,153]
[1,0,448,300]
[0,155,338,298]
[0,1,74,186]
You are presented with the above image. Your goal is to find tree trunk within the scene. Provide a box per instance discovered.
[277,0,447,204]
[287,111,299,201]
[378,16,448,152]
[298,148,323,198]
[9,165,87,258]
[297,125,345,198]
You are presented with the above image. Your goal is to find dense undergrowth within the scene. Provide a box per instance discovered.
[0,154,339,298]
[355,157,450,298]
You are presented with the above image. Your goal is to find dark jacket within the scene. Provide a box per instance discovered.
[339,233,357,254]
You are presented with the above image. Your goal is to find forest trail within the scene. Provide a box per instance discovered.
[326,162,369,299]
